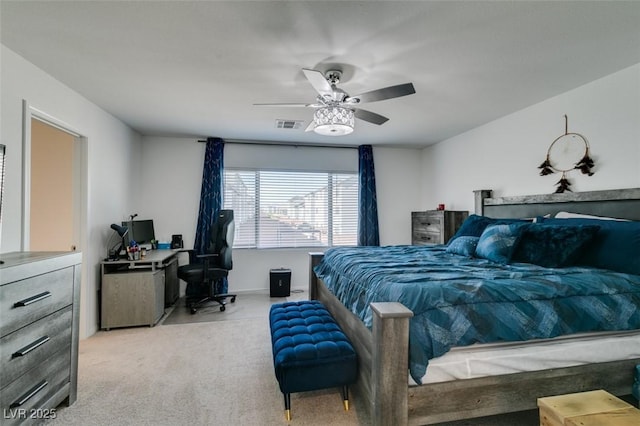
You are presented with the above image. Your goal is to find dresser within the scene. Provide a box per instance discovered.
[411,210,468,245]
[0,251,82,425]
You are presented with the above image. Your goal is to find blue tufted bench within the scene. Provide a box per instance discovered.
[269,300,358,421]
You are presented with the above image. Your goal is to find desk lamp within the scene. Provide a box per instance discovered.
[107,223,129,260]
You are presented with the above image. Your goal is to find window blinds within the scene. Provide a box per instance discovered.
[223,169,358,249]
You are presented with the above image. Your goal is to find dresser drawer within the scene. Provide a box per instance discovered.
[0,267,74,337]
[0,347,71,425]
[412,213,442,234]
[412,231,442,245]
[411,210,468,245]
[1,306,73,386]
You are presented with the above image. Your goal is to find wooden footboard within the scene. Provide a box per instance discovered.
[407,358,640,424]
[309,252,413,425]
[309,252,640,426]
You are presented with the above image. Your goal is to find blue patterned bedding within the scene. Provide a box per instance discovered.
[313,245,640,384]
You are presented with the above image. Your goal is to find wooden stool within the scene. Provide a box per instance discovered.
[538,389,640,426]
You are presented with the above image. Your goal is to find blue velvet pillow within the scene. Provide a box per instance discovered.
[450,214,530,241]
[512,224,600,268]
[538,217,640,275]
[475,223,529,264]
[446,236,480,257]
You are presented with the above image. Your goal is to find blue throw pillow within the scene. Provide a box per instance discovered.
[446,236,480,257]
[450,215,496,239]
[450,214,530,241]
[512,224,600,268]
[538,217,640,275]
[475,223,529,264]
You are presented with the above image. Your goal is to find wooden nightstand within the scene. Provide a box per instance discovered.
[411,210,468,245]
[538,390,640,426]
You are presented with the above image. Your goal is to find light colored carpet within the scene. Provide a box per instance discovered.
[48,291,544,425]
[162,291,308,325]
[51,316,367,425]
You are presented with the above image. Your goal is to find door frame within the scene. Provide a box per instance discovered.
[23,100,90,338]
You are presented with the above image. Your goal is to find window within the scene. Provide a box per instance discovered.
[223,169,358,248]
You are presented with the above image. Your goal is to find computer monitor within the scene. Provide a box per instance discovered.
[122,219,156,245]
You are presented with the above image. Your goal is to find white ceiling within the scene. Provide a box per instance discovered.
[2,1,640,148]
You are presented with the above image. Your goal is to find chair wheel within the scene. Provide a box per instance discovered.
[190,307,197,315]
[231,296,236,303]
[220,305,226,312]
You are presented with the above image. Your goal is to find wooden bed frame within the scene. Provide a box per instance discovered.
[308,187,640,425]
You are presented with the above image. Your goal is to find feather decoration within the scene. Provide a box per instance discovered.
[574,153,595,176]
[538,159,555,176]
[554,174,572,193]
[539,117,595,193]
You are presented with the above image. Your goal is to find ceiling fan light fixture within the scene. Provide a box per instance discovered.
[313,106,354,136]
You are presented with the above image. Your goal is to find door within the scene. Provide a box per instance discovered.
[29,118,77,251]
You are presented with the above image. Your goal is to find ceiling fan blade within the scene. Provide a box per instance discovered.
[350,82,416,104]
[354,108,389,125]
[302,68,334,97]
[253,102,317,107]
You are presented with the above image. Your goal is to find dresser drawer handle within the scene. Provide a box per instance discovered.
[13,291,51,307]
[10,380,48,408]
[12,336,50,358]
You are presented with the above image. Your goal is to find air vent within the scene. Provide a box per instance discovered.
[276,119,304,130]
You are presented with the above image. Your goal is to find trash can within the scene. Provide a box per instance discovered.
[270,268,291,297]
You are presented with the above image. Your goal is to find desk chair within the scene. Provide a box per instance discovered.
[178,210,237,314]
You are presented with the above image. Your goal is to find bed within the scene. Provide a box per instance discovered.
[308,187,640,425]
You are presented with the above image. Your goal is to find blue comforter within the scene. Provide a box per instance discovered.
[313,245,640,384]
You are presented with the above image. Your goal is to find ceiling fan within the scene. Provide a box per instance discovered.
[254,68,416,136]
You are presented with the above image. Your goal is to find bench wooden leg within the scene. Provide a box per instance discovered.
[342,385,350,411]
[284,393,291,421]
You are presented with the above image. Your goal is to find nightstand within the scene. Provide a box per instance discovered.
[538,390,640,426]
[411,210,468,245]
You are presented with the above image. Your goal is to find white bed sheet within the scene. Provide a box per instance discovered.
[417,329,640,385]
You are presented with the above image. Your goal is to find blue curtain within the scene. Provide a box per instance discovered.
[192,137,227,294]
[194,137,225,255]
[357,145,380,246]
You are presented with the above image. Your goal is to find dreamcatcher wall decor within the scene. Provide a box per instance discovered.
[538,115,595,193]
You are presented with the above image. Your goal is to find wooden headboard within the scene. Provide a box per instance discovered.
[474,188,640,221]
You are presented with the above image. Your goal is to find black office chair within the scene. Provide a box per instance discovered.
[178,210,237,314]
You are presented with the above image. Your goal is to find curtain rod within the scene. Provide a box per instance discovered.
[197,138,358,150]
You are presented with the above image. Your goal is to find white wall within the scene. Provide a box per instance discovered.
[421,63,640,212]
[374,147,424,245]
[1,45,142,338]
[136,138,423,293]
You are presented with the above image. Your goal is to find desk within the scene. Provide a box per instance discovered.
[100,249,179,330]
